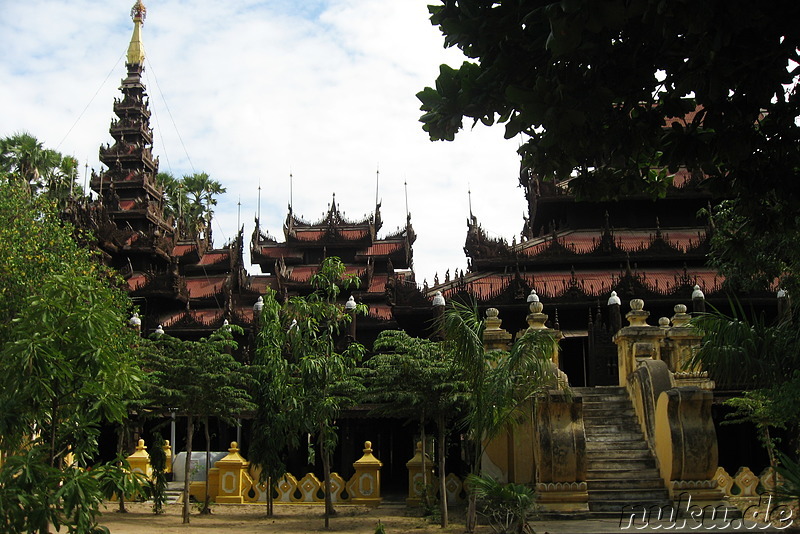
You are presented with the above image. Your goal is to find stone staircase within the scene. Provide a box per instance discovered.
[574,386,671,515]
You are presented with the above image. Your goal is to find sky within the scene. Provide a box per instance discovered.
[0,0,528,285]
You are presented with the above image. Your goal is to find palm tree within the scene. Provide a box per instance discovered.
[156,171,225,241]
[181,172,225,242]
[440,300,559,532]
[688,304,800,470]
[0,132,66,197]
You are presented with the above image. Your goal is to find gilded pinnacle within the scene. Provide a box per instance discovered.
[127,1,146,65]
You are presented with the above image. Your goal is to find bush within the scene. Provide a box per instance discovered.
[466,474,536,534]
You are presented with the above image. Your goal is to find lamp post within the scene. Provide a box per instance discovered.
[345,295,357,342]
[432,290,445,340]
[691,285,705,314]
[777,288,790,320]
[128,312,142,334]
[607,290,622,333]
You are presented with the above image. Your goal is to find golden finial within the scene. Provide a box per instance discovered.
[131,0,146,22]
[127,1,147,65]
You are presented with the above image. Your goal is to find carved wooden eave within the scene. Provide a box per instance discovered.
[130,270,188,302]
[430,266,726,307]
[506,228,710,268]
[160,309,226,331]
[283,199,378,243]
[464,216,513,261]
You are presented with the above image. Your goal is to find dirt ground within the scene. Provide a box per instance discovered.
[98,501,487,533]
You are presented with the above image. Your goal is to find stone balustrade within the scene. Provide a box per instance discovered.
[126,439,382,506]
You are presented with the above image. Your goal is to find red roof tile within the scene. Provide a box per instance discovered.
[198,252,229,266]
[172,243,196,257]
[286,265,365,283]
[368,274,388,293]
[257,246,303,260]
[442,268,723,300]
[339,229,369,240]
[519,229,706,257]
[127,273,146,291]
[368,304,393,320]
[287,266,316,282]
[185,276,227,298]
[162,309,223,328]
[249,276,278,292]
[359,242,403,256]
[294,229,325,241]
[118,199,137,210]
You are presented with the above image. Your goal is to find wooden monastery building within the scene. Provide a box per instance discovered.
[64,0,778,490]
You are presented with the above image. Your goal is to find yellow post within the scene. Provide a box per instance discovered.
[127,439,151,477]
[405,441,434,506]
[214,442,250,504]
[163,440,173,474]
[346,441,383,506]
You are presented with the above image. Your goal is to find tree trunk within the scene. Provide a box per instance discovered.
[322,446,334,530]
[466,493,478,533]
[49,397,58,468]
[420,409,428,507]
[117,426,127,513]
[183,414,194,524]
[465,438,481,533]
[201,416,212,514]
[267,476,273,516]
[437,413,448,528]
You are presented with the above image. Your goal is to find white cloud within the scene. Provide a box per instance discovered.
[1,0,527,285]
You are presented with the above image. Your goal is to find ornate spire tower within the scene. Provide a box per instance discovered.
[91,0,171,245]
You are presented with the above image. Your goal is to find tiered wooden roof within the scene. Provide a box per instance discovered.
[67,4,260,341]
[250,198,417,345]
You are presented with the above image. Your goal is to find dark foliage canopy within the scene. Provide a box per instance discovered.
[419,0,800,290]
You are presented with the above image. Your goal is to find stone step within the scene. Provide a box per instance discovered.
[585,440,649,451]
[584,410,635,419]
[576,386,669,514]
[584,434,647,443]
[583,404,633,410]
[587,468,663,480]
[587,478,666,490]
[589,489,670,502]
[589,459,657,471]
[584,424,641,434]
[585,448,652,460]
[580,395,631,403]
[589,499,672,512]
[573,387,626,395]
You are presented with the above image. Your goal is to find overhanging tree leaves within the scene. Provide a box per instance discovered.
[419,0,800,291]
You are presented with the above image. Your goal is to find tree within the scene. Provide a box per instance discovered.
[248,288,301,517]
[181,172,225,242]
[688,306,800,466]
[144,325,254,524]
[155,171,225,243]
[0,132,83,202]
[0,179,104,340]
[0,273,143,533]
[419,0,800,291]
[250,257,365,529]
[439,300,559,532]
[365,330,468,527]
